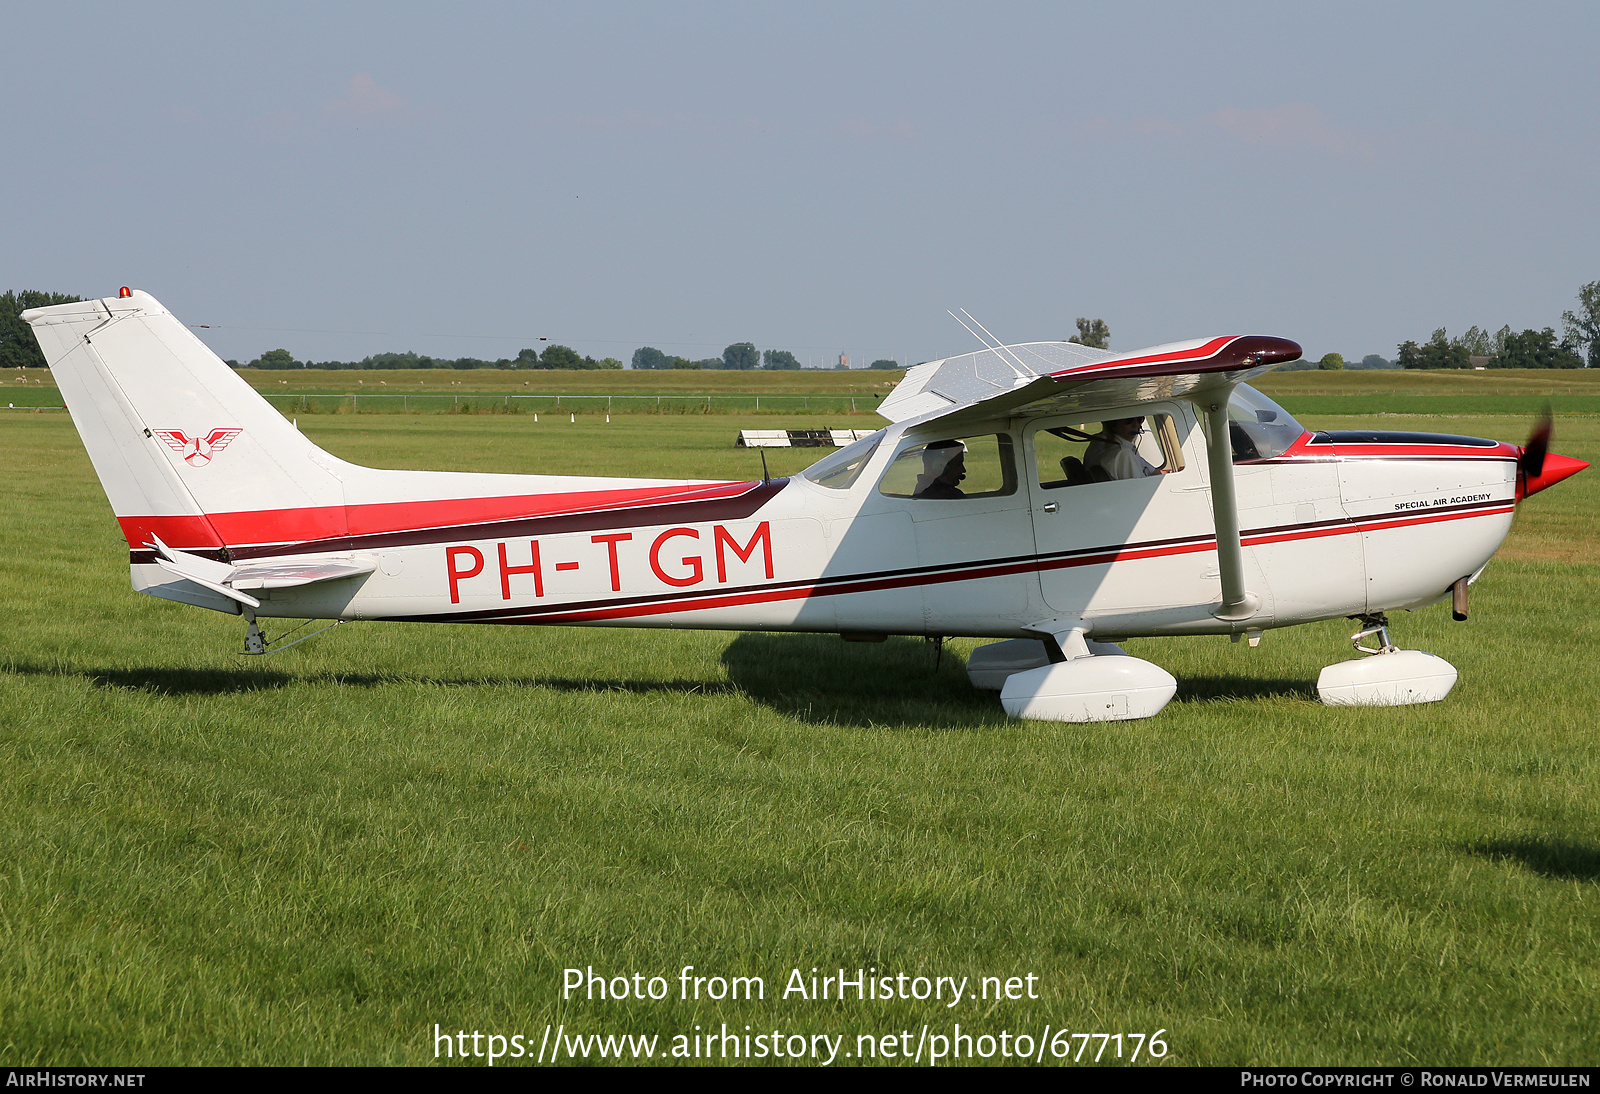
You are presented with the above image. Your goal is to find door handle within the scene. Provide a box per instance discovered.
[1042,502,1059,513]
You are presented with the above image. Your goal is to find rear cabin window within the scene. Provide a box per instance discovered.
[878,433,1017,500]
[1032,414,1183,489]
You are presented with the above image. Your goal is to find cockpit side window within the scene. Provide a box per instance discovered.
[1031,413,1184,489]
[878,433,1017,500]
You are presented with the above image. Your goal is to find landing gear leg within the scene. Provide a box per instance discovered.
[1349,613,1398,655]
[243,615,267,656]
[1317,613,1456,706]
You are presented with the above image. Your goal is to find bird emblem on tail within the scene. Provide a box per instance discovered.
[153,428,242,466]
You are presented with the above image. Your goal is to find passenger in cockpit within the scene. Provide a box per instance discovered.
[1085,417,1163,480]
[913,440,968,499]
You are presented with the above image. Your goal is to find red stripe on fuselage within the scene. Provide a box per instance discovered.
[116,480,755,551]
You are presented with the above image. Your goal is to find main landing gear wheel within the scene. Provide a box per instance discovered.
[1000,657,1178,722]
[965,637,1126,692]
[978,630,1176,723]
[1316,614,1457,707]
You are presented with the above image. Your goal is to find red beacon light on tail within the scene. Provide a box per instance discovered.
[118,287,132,298]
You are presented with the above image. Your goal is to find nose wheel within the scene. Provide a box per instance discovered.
[1317,613,1456,706]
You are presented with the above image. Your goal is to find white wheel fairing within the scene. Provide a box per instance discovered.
[1000,656,1176,722]
[1317,650,1457,706]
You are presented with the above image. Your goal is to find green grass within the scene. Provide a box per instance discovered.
[10,365,1598,416]
[1269,395,1600,417]
[1,406,1597,1066]
[2,366,897,416]
[1256,369,1600,418]
[1255,368,1600,397]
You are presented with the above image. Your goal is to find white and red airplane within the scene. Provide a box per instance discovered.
[24,290,1587,722]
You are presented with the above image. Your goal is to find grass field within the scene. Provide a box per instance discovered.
[2,392,1597,1066]
[9,365,1600,417]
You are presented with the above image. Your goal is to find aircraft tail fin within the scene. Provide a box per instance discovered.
[24,290,346,554]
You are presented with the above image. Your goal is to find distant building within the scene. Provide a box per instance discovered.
[837,353,850,369]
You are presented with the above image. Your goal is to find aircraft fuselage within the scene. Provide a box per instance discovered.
[135,402,1519,643]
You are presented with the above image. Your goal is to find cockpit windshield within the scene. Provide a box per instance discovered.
[800,429,884,490]
[1227,384,1306,461]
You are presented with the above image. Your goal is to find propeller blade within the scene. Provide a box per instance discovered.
[1520,407,1552,481]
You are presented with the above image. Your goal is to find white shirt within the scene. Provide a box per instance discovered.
[1085,434,1159,480]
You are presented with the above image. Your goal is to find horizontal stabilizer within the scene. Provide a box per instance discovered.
[149,535,233,583]
[152,556,261,609]
[227,557,377,591]
[147,534,373,607]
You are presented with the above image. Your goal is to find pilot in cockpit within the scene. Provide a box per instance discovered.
[913,440,968,499]
[1085,417,1164,480]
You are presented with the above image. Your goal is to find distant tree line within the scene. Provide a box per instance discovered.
[1397,326,1583,370]
[1278,354,1398,371]
[1567,280,1600,368]
[629,317,1117,372]
[1397,280,1600,369]
[1069,317,1110,349]
[232,347,623,370]
[0,290,83,369]
[630,343,902,370]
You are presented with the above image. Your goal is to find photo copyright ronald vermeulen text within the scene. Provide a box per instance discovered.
[431,965,1169,1066]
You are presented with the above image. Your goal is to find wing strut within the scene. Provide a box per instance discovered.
[1201,394,1261,622]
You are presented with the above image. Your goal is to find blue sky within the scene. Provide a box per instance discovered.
[5,2,1597,366]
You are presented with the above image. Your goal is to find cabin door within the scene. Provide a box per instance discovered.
[1023,408,1221,619]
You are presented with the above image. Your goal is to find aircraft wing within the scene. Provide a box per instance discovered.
[878,335,1303,429]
